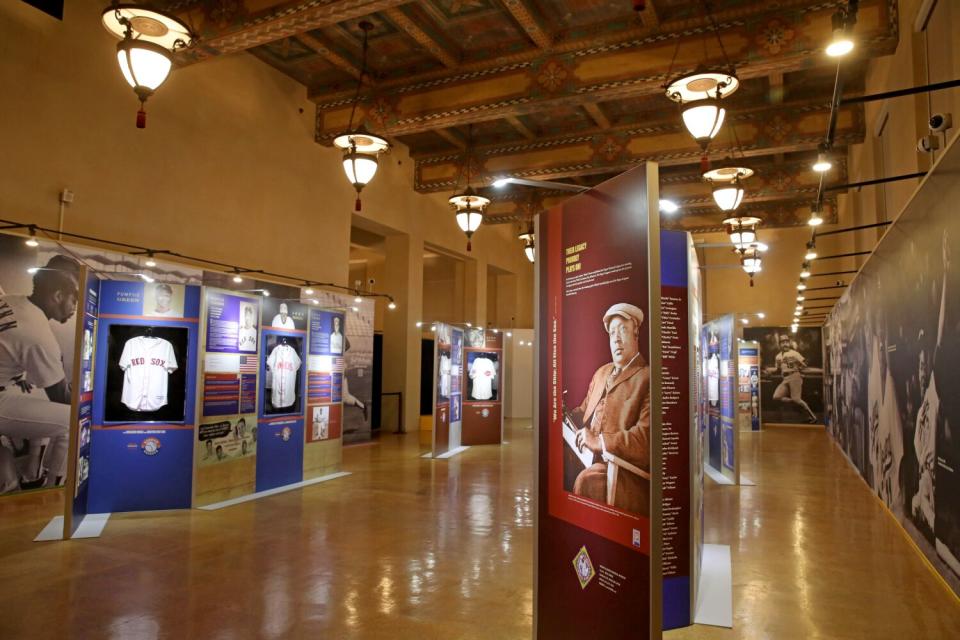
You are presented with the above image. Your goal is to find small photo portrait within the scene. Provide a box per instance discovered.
[82,370,93,393]
[465,327,485,348]
[312,405,330,440]
[82,328,94,361]
[329,315,344,354]
[238,302,258,352]
[143,282,185,318]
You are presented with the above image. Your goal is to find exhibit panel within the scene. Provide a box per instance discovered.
[303,307,345,480]
[87,280,200,512]
[743,326,824,425]
[686,234,705,620]
[535,163,662,638]
[737,340,761,432]
[703,315,737,483]
[462,328,503,445]
[824,137,960,597]
[659,230,695,629]
[194,289,261,506]
[64,269,98,536]
[0,235,85,497]
[256,298,308,492]
[431,322,463,457]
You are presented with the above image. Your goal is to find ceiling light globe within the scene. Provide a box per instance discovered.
[456,209,483,233]
[524,244,535,263]
[826,37,854,58]
[117,40,172,95]
[342,152,379,187]
[681,101,726,145]
[808,214,824,227]
[713,184,745,211]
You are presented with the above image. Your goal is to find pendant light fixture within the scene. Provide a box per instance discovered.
[449,125,489,252]
[333,21,390,211]
[101,3,194,128]
[518,223,535,263]
[666,67,739,149]
[704,163,752,212]
[723,216,761,250]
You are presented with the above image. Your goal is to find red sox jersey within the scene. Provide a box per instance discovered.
[267,343,301,408]
[469,357,496,400]
[119,336,178,411]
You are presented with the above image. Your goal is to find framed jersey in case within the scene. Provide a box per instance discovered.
[103,325,189,423]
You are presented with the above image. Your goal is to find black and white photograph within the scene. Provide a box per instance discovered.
[104,325,189,424]
[465,327,485,348]
[743,326,824,425]
[826,191,960,595]
[143,282,185,319]
[238,302,258,352]
[0,234,81,494]
[263,298,308,331]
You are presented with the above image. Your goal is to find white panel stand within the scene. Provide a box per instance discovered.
[422,445,469,460]
[704,465,734,486]
[34,513,111,542]
[199,472,351,510]
[694,543,734,628]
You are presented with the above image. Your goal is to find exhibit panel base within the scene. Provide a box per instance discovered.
[35,514,111,542]
[422,445,469,460]
[693,544,733,628]
[198,472,351,510]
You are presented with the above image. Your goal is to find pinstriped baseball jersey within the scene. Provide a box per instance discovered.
[119,336,177,411]
[267,343,301,408]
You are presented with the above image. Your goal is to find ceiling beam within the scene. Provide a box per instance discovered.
[505,116,536,140]
[435,128,467,150]
[500,0,553,49]
[383,6,459,69]
[176,0,410,61]
[297,32,365,82]
[413,100,864,192]
[583,103,611,130]
[312,0,894,138]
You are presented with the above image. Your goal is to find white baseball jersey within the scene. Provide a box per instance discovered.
[776,349,806,375]
[330,331,343,354]
[238,326,257,352]
[271,314,295,329]
[469,357,497,400]
[267,343,301,408]
[119,336,178,411]
[0,295,65,393]
[707,353,720,403]
[439,354,451,397]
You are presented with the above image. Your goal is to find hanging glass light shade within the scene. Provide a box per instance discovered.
[518,225,535,263]
[665,67,739,149]
[101,4,194,128]
[449,187,489,251]
[723,216,762,250]
[704,164,753,212]
[332,21,390,211]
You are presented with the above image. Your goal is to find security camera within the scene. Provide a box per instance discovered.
[929,113,952,133]
[918,135,940,153]
[368,278,376,286]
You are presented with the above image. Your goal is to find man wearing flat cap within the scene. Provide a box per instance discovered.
[569,302,651,515]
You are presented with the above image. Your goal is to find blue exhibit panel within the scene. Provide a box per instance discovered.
[663,576,691,629]
[87,281,200,512]
[660,230,689,288]
[255,417,304,491]
[88,429,194,512]
[255,329,306,492]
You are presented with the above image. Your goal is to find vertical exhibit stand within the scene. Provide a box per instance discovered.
[535,163,662,638]
[87,280,200,512]
[702,315,738,485]
[658,230,702,629]
[462,328,505,445]
[256,298,307,491]
[429,322,464,458]
[303,306,345,478]
[736,340,761,432]
[194,288,262,506]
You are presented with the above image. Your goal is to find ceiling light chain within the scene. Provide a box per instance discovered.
[449,124,489,252]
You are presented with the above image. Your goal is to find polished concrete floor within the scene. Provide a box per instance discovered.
[0,422,958,639]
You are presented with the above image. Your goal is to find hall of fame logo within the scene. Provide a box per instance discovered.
[140,437,161,456]
[572,546,595,589]
[281,427,292,442]
[481,408,490,418]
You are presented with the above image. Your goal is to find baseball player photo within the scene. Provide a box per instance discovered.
[329,316,344,354]
[238,303,258,352]
[0,253,81,493]
[563,303,651,517]
[265,337,302,412]
[144,283,183,318]
[271,303,296,330]
[312,406,330,440]
[769,335,819,423]
[465,327,484,348]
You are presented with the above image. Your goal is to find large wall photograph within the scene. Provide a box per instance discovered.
[743,326,824,425]
[824,141,960,597]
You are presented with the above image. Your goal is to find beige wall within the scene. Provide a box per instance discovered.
[0,0,534,434]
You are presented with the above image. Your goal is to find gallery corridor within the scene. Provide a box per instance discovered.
[0,422,957,639]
